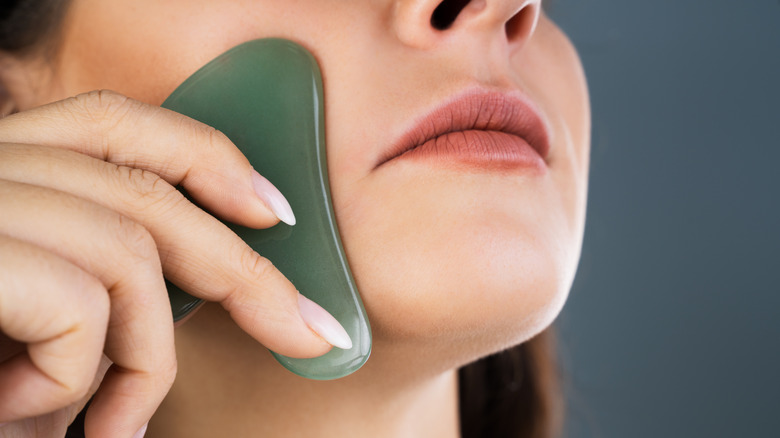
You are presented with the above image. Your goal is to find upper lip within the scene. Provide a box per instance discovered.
[376,87,551,167]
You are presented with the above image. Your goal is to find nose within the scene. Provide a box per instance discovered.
[392,0,542,50]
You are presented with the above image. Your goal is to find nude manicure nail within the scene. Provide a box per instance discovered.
[251,169,296,226]
[132,423,148,438]
[297,293,353,350]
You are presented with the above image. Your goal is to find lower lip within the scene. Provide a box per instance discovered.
[393,130,547,172]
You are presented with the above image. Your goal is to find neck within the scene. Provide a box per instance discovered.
[148,304,461,438]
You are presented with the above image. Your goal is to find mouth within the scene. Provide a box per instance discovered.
[376,88,551,171]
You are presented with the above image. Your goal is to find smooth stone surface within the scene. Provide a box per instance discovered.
[162,39,371,380]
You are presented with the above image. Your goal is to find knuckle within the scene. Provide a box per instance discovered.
[52,272,107,401]
[207,127,232,153]
[183,120,234,158]
[70,90,134,120]
[238,246,278,286]
[112,214,159,264]
[74,268,111,321]
[135,354,177,398]
[62,90,146,153]
[200,123,231,152]
[156,356,178,390]
[65,373,94,403]
[180,119,248,170]
[65,90,136,125]
[49,268,110,338]
[53,357,97,404]
[122,165,167,195]
[116,165,184,215]
[226,245,294,318]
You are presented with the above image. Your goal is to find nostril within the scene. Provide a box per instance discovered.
[505,4,538,42]
[430,0,472,30]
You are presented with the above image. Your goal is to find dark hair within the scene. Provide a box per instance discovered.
[460,329,563,438]
[1,2,564,437]
[0,0,69,56]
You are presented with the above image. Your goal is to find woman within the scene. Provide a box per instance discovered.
[0,0,590,437]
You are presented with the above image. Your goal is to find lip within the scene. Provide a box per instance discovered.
[376,88,551,171]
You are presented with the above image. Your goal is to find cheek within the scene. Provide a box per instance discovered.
[515,15,591,272]
[56,0,340,104]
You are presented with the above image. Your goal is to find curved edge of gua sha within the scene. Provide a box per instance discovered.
[161,39,371,380]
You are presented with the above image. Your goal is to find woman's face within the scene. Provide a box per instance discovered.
[37,0,589,359]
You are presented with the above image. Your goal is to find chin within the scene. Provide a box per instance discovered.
[343,198,574,365]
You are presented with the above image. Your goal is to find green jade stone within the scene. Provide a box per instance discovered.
[162,39,371,380]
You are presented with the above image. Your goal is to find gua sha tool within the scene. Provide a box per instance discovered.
[161,39,371,380]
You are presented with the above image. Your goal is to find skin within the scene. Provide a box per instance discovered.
[0,0,590,437]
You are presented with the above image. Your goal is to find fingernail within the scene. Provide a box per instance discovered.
[251,170,296,226]
[297,294,353,350]
[132,422,148,438]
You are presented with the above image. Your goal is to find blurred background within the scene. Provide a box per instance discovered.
[546,1,780,437]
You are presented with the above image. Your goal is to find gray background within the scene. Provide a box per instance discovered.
[546,1,780,437]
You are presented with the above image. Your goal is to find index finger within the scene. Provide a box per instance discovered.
[0,144,351,359]
[0,90,295,228]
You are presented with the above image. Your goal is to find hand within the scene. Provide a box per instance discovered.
[0,91,349,437]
